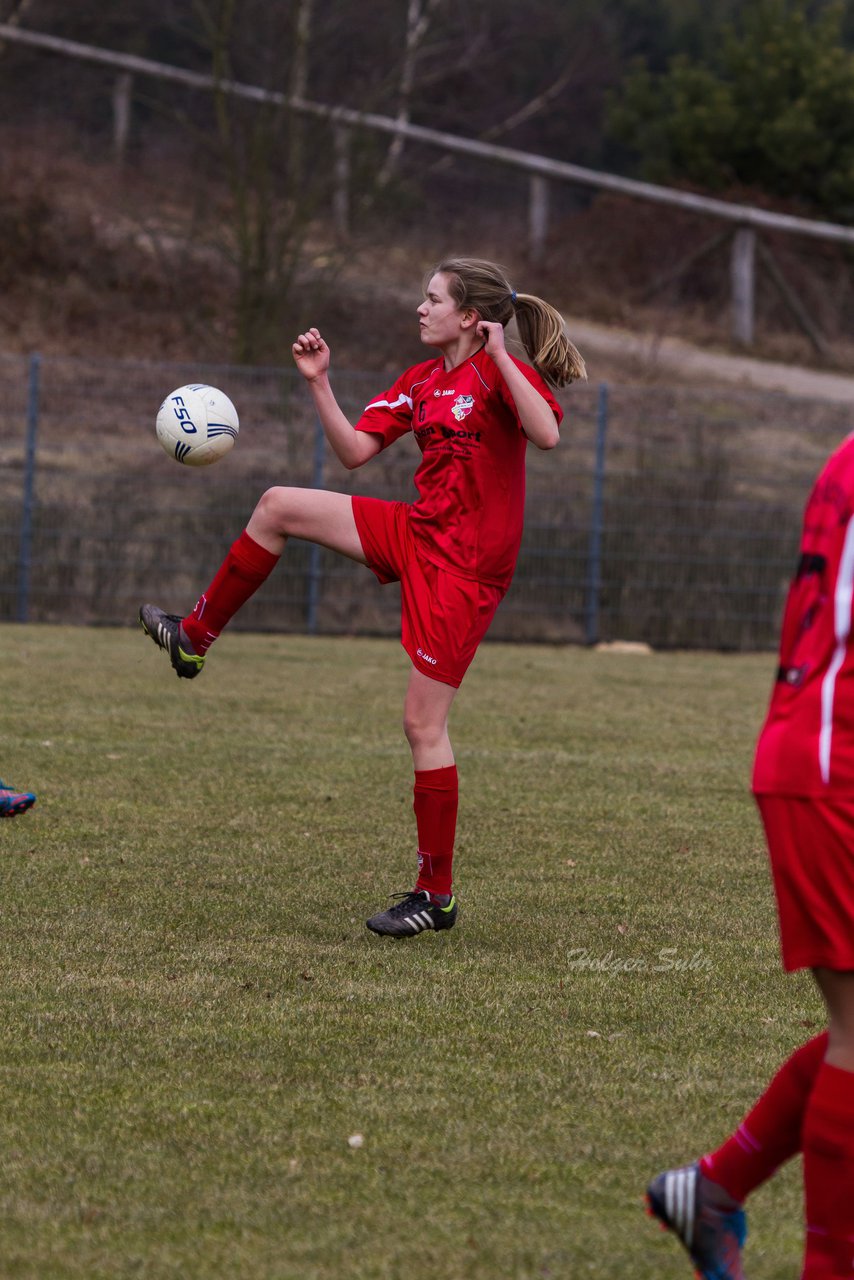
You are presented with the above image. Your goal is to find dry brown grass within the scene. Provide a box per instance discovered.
[3,121,853,380]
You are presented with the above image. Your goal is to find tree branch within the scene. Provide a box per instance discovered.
[428,67,575,175]
[377,0,444,188]
[0,0,34,57]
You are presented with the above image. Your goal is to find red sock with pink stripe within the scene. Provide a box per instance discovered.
[413,765,458,898]
[801,1061,854,1277]
[699,1032,828,1202]
[181,529,279,656]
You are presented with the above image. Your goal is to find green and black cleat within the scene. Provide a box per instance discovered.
[139,604,205,680]
[366,890,457,937]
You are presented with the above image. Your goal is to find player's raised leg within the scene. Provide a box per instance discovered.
[245,486,368,562]
[140,488,366,678]
[367,668,460,937]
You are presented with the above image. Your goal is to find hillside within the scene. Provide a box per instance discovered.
[3,122,854,393]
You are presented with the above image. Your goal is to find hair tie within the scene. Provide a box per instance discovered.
[510,290,517,304]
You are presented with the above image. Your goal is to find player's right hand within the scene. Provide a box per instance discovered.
[292,328,330,380]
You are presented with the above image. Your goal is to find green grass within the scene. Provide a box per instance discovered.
[1,625,821,1279]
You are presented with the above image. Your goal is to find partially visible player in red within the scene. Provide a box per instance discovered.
[139,257,586,936]
[647,433,854,1278]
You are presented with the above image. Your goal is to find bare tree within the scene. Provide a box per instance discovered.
[376,0,444,188]
[428,67,575,175]
[287,0,315,188]
[189,0,330,362]
[0,0,34,54]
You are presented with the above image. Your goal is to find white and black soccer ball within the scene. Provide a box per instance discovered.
[155,384,239,466]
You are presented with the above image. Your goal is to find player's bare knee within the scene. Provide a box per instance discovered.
[403,710,444,753]
[255,486,296,534]
[402,710,419,749]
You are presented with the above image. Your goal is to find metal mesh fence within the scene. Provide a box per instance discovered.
[1,352,849,650]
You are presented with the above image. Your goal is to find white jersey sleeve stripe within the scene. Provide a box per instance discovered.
[819,516,854,783]
[363,393,413,412]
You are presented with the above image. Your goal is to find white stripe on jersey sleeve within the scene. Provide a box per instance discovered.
[819,517,854,783]
[363,367,439,415]
[363,393,413,412]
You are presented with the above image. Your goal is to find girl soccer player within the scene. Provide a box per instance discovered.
[647,432,854,1277]
[140,257,586,936]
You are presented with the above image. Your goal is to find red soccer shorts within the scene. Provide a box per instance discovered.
[352,495,504,688]
[755,792,854,973]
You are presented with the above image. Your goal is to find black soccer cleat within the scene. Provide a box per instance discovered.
[646,1162,747,1280]
[366,890,458,937]
[139,604,205,679]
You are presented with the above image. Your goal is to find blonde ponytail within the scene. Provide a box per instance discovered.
[513,292,587,389]
[429,257,587,389]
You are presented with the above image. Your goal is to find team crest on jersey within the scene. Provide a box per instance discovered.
[451,394,475,422]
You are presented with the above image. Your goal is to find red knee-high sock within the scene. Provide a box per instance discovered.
[699,1033,828,1203]
[801,1061,854,1278]
[413,765,458,898]
[181,529,279,655]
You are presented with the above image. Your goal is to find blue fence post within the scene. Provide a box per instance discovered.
[306,414,325,635]
[16,353,41,624]
[584,382,608,645]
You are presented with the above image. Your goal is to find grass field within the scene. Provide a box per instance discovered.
[1,625,822,1279]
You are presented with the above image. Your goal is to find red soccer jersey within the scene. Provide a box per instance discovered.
[354,348,562,589]
[753,433,854,796]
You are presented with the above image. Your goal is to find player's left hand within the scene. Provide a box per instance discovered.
[476,320,507,359]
